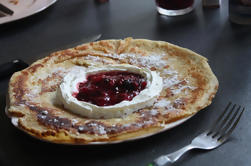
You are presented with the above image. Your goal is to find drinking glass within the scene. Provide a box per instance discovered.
[155,0,195,16]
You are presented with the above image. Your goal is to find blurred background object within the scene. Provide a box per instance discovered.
[229,0,251,24]
[202,0,220,8]
[240,0,251,5]
[155,0,194,16]
[95,0,109,4]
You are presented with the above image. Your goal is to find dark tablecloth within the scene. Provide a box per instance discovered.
[0,0,250,166]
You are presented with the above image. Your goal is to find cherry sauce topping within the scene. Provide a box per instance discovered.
[74,71,147,106]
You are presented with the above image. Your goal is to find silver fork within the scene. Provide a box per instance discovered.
[153,102,245,166]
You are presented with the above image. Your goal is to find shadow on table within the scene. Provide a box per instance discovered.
[154,10,199,36]
[153,9,204,48]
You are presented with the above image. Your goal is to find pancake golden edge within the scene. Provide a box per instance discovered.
[7,38,218,144]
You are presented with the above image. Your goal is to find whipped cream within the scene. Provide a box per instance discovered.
[56,64,163,119]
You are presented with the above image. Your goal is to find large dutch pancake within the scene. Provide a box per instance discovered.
[7,38,218,144]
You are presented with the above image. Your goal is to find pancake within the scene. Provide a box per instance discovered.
[7,38,218,144]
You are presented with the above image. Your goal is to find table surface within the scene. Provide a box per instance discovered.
[0,0,251,166]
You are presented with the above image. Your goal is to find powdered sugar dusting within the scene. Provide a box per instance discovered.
[102,53,166,68]
[128,54,166,68]
[24,85,40,98]
[102,53,133,60]
[174,98,183,105]
[154,99,171,108]
[27,67,69,97]
[150,109,158,116]
[143,120,154,125]
[97,125,106,135]
[163,74,181,88]
[171,85,197,95]
[123,123,131,128]
[162,69,197,94]
[162,69,178,75]
[154,99,175,113]
[87,122,107,135]
[51,67,68,74]
[154,99,179,115]
[38,114,46,119]
[85,55,114,65]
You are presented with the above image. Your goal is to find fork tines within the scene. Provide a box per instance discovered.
[207,102,244,141]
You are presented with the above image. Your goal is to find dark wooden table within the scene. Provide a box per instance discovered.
[0,0,251,166]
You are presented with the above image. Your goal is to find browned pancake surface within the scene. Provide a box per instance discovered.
[7,38,218,144]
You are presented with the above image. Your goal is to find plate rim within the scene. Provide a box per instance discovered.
[0,0,57,24]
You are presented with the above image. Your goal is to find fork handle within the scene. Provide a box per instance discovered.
[153,144,194,166]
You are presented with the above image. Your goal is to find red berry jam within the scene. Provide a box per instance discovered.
[156,0,194,10]
[75,71,147,106]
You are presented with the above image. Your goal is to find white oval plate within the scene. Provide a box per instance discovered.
[0,0,57,24]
